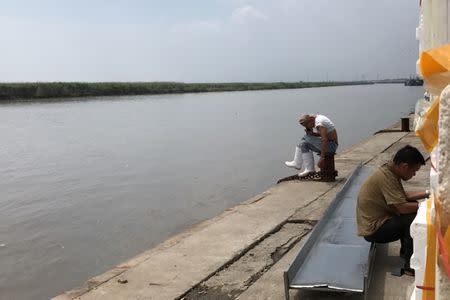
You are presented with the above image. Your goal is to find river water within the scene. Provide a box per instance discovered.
[0,84,422,299]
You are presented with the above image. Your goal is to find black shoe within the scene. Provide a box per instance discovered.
[403,266,415,277]
[403,261,415,277]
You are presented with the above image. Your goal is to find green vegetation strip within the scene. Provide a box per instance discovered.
[0,81,373,101]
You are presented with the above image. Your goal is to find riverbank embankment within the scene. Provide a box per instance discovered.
[53,116,429,300]
[0,81,375,101]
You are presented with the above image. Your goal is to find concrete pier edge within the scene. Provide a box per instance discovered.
[53,116,429,300]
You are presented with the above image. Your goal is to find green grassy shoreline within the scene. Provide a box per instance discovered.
[0,81,375,101]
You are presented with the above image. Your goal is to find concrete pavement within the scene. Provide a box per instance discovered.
[54,119,429,300]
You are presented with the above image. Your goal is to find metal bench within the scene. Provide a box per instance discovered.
[284,164,376,299]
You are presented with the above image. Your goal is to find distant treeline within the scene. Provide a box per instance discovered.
[0,81,374,101]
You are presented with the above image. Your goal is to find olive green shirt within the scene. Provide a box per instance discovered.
[356,163,407,236]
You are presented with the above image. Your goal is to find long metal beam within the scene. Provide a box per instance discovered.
[284,164,376,299]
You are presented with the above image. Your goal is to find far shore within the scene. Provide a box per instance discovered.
[0,80,407,102]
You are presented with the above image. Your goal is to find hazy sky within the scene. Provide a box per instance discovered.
[1,0,420,82]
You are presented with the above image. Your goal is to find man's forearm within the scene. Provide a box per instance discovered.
[406,190,430,201]
[321,139,328,157]
[394,201,419,214]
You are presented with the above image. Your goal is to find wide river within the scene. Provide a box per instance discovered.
[0,84,423,299]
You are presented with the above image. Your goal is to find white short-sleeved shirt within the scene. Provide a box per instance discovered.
[314,115,335,133]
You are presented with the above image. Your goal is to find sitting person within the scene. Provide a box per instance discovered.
[356,145,429,276]
[285,114,338,177]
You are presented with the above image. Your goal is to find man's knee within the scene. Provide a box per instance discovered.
[398,213,417,228]
[405,213,417,222]
[364,218,406,243]
[299,141,310,152]
[364,236,375,243]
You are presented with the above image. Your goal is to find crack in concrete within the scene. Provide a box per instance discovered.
[287,219,318,226]
[270,234,300,262]
[248,193,268,204]
[363,133,409,165]
[175,222,286,300]
[179,224,312,300]
[241,229,312,291]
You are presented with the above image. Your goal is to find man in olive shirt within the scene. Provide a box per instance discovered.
[357,145,428,275]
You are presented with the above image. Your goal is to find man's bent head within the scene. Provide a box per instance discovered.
[299,114,315,129]
[392,145,426,181]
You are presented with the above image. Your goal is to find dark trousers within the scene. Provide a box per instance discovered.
[363,213,416,265]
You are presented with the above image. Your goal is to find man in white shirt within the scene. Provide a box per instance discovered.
[285,114,339,177]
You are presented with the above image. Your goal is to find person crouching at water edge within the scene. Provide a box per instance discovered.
[285,114,338,177]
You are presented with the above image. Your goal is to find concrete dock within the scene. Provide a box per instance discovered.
[54,118,430,300]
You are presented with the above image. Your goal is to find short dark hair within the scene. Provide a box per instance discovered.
[393,145,425,166]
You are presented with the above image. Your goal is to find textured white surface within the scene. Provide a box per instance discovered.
[437,84,450,299]
[439,85,450,215]
[410,200,428,300]
[414,0,450,298]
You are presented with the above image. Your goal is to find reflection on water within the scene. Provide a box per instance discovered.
[0,84,422,299]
